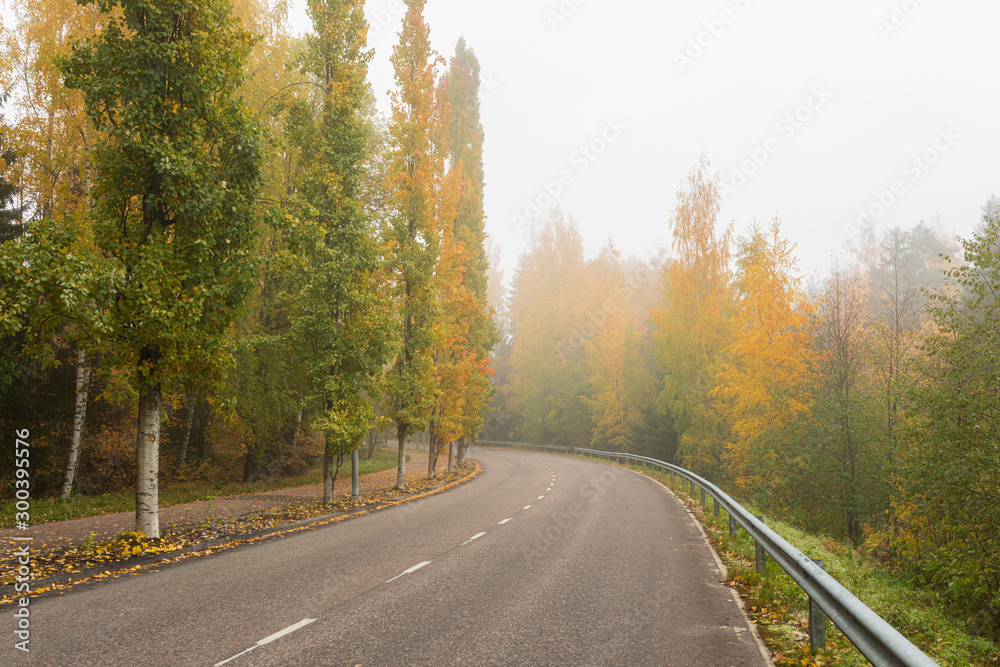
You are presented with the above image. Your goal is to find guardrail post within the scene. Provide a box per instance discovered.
[700,487,706,506]
[729,513,737,535]
[809,559,827,653]
[689,478,695,496]
[713,496,720,517]
[754,515,767,574]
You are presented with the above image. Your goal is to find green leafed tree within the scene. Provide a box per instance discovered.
[59,0,263,537]
[384,0,442,490]
[897,213,1000,636]
[286,0,394,504]
[0,93,25,244]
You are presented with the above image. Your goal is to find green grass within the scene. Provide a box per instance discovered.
[630,464,999,667]
[1,449,400,529]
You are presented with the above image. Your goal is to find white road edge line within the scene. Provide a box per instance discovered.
[538,495,545,499]
[385,560,432,584]
[498,518,512,524]
[523,505,532,510]
[214,618,317,666]
[462,532,487,545]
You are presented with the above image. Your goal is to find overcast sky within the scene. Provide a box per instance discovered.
[290,0,999,280]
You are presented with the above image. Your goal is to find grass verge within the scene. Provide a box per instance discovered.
[622,462,999,667]
[0,450,400,528]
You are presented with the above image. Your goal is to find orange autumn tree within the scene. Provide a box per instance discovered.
[427,155,468,476]
[652,154,733,477]
[428,39,497,476]
[714,218,817,504]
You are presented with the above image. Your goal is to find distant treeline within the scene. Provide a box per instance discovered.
[489,155,1000,638]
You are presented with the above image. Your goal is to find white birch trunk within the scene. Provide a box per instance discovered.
[61,348,91,499]
[135,386,162,538]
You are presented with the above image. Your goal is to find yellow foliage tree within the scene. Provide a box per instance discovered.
[714,218,817,500]
[651,154,733,476]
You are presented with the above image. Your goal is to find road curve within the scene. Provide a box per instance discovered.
[9,449,768,666]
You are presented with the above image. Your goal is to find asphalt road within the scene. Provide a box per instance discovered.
[7,449,769,666]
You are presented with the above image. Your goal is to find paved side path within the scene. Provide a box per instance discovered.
[1,449,433,552]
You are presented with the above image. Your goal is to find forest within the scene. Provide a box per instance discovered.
[488,154,1000,637]
[0,0,495,537]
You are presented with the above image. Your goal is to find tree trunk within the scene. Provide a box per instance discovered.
[365,428,379,460]
[323,445,334,505]
[331,452,344,489]
[427,431,438,480]
[447,440,454,474]
[61,348,91,499]
[396,421,407,490]
[243,450,257,483]
[457,437,468,467]
[135,385,162,538]
[177,390,196,471]
[291,401,303,450]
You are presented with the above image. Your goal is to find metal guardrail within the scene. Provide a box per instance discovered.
[476,441,939,667]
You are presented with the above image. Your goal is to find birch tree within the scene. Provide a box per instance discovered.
[651,154,733,477]
[60,0,262,537]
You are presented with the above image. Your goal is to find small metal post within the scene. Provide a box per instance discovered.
[729,513,737,535]
[809,559,827,653]
[700,487,706,506]
[689,478,695,496]
[713,497,720,517]
[754,515,767,574]
[351,449,361,501]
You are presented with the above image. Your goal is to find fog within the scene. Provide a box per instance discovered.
[290,0,1000,277]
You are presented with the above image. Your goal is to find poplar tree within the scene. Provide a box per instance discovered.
[60,0,262,537]
[385,0,442,489]
[428,39,497,475]
[287,0,393,503]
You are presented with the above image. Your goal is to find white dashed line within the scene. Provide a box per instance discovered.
[462,532,487,545]
[385,560,432,583]
[499,518,512,524]
[214,618,317,666]
[523,505,532,510]
[538,495,545,500]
